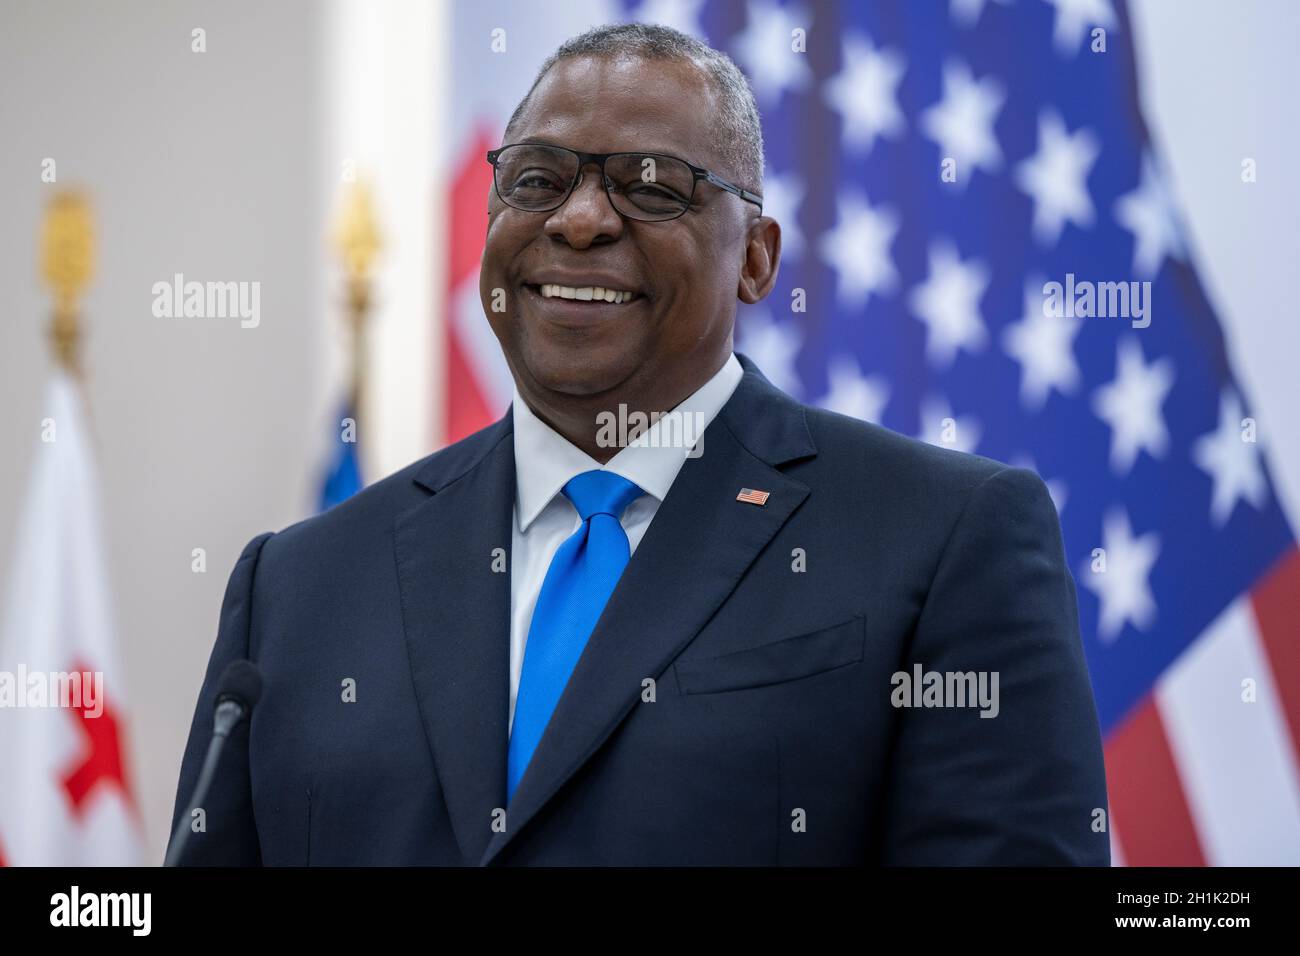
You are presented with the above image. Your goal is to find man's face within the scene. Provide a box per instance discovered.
[480,54,777,417]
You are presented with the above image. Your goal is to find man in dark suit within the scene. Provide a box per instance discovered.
[170,23,1108,866]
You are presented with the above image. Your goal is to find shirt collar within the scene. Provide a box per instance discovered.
[512,352,744,533]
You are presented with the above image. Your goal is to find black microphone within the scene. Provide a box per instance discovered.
[164,660,263,866]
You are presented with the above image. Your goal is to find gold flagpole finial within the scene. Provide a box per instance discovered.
[332,178,382,312]
[40,190,95,375]
[330,178,383,429]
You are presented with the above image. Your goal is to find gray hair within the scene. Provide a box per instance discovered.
[504,22,765,194]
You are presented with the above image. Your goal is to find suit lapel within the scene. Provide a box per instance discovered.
[481,354,817,865]
[393,414,516,866]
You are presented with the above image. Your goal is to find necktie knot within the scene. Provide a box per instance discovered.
[562,470,643,522]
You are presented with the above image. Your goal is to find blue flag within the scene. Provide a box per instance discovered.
[318,403,362,511]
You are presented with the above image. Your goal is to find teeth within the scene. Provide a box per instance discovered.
[539,283,636,304]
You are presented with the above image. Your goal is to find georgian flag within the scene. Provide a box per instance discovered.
[0,373,144,865]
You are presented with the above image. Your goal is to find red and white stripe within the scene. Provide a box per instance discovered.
[1106,547,1300,865]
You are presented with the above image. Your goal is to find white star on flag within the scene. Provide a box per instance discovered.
[918,393,982,454]
[736,306,803,396]
[819,353,890,424]
[733,0,813,105]
[823,34,906,154]
[1045,0,1116,57]
[1082,506,1160,642]
[1001,275,1082,409]
[950,0,1014,28]
[1091,336,1175,475]
[908,240,990,368]
[920,59,1005,187]
[1015,109,1100,246]
[1193,388,1269,526]
[818,192,900,308]
[1114,151,1186,278]
[760,170,806,261]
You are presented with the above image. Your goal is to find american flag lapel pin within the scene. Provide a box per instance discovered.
[736,487,770,506]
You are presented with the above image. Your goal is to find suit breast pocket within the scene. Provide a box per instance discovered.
[673,615,866,695]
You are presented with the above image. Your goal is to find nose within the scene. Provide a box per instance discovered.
[543,162,624,249]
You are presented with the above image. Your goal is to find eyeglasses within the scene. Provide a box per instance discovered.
[486,143,763,222]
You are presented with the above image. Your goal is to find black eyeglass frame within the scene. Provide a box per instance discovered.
[486,143,764,220]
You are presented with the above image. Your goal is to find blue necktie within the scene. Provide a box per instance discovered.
[507,470,644,802]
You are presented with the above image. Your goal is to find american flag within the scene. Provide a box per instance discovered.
[443,0,1300,864]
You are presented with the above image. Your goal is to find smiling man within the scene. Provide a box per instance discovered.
[170,23,1109,866]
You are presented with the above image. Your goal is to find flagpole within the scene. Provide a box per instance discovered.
[332,179,382,449]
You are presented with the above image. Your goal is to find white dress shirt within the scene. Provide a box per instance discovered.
[508,352,744,732]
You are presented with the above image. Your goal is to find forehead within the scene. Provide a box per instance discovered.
[512,55,722,164]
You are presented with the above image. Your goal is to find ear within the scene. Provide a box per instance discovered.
[737,216,781,304]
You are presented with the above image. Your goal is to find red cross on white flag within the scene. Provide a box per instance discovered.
[0,373,144,865]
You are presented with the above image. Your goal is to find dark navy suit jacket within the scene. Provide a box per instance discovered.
[169,352,1109,865]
